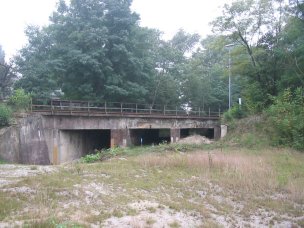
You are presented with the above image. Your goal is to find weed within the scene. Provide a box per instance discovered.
[0,192,21,220]
[30,166,38,170]
[112,208,124,218]
[169,221,181,228]
[81,152,101,163]
[147,206,156,213]
[146,217,156,225]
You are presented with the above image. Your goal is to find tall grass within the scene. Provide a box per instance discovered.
[138,151,278,194]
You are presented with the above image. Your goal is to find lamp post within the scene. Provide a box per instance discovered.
[225,43,236,110]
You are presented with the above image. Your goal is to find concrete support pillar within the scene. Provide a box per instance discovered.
[170,128,180,143]
[214,126,221,140]
[221,125,228,138]
[52,129,60,165]
[111,129,130,148]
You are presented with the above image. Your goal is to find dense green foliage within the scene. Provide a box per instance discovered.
[12,0,228,110]
[81,147,125,163]
[0,0,303,149]
[0,104,12,127]
[223,105,247,122]
[211,0,304,112]
[267,88,304,150]
[0,46,15,100]
[8,89,31,111]
[15,0,156,102]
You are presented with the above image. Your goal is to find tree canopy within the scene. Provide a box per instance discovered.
[15,0,157,102]
[5,0,302,118]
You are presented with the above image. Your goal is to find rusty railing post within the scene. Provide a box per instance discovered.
[30,98,33,113]
[209,107,210,117]
[51,99,54,114]
[121,103,123,114]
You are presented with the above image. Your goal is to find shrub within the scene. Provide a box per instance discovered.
[0,104,12,127]
[8,89,31,111]
[223,105,247,122]
[267,88,304,150]
[81,153,101,163]
[81,147,127,163]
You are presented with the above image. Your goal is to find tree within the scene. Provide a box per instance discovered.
[0,46,16,100]
[15,0,159,102]
[149,30,200,106]
[181,35,239,111]
[211,0,291,112]
[278,3,304,90]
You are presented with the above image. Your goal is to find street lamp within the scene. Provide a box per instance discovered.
[225,43,236,110]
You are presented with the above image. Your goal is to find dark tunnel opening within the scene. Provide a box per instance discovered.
[61,130,111,158]
[180,128,214,139]
[84,130,111,153]
[130,129,171,146]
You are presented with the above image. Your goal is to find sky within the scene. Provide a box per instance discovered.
[0,0,229,61]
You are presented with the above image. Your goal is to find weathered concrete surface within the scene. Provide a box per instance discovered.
[170,129,180,143]
[221,125,228,138]
[0,115,50,165]
[0,114,222,165]
[0,127,19,163]
[42,116,219,131]
[111,129,130,148]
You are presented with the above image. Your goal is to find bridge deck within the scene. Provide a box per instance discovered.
[31,99,221,120]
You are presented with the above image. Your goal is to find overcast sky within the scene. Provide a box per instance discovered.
[0,0,229,60]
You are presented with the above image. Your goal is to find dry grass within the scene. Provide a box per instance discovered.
[1,146,303,227]
[138,150,278,194]
[286,179,304,204]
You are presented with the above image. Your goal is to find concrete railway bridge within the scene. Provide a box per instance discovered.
[0,99,225,165]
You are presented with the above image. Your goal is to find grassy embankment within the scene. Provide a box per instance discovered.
[0,116,303,227]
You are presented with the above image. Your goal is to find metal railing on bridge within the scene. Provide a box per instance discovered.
[31,99,222,119]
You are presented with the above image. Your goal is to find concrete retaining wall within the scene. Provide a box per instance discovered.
[0,115,50,165]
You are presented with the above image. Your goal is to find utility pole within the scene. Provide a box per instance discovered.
[225,43,236,110]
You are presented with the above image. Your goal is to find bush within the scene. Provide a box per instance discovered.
[81,147,125,163]
[81,152,101,163]
[0,104,12,127]
[8,89,31,111]
[267,88,304,150]
[223,105,247,122]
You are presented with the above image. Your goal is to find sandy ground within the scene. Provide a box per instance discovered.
[0,162,303,227]
[178,135,213,145]
[0,164,55,187]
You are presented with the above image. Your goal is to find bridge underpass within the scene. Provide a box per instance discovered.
[58,126,216,159]
[0,99,224,165]
[58,127,215,160]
